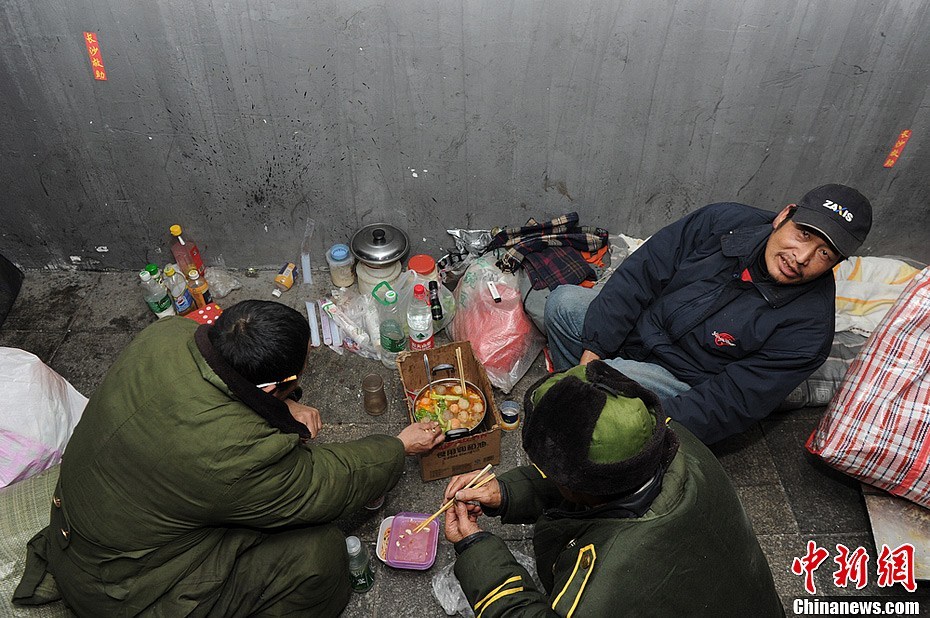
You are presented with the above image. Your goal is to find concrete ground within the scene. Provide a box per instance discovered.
[1,268,927,616]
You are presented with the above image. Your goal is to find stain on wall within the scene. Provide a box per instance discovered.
[0,0,927,269]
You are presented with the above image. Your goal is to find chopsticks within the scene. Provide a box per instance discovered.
[412,464,493,533]
[455,347,467,394]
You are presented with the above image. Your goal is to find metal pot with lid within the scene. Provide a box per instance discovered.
[350,223,409,266]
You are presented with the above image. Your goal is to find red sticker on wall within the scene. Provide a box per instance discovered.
[83,32,107,81]
[883,129,911,168]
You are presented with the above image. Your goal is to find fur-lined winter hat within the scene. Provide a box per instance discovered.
[522,361,680,497]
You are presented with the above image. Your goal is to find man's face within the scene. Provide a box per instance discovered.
[764,205,841,285]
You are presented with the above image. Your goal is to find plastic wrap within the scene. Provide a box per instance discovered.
[431,549,539,616]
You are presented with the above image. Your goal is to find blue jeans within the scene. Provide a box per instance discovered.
[543,285,691,401]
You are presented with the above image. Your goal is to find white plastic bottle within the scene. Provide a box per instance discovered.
[163,265,195,316]
[139,270,176,319]
[379,290,407,368]
[345,536,374,593]
[407,283,434,351]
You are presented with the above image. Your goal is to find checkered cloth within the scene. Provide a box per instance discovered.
[486,213,609,290]
[807,266,930,509]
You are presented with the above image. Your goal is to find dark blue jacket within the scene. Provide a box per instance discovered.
[582,202,835,443]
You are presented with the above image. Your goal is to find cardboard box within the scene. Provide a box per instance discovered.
[398,341,502,482]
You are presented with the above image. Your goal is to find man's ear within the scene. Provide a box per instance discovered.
[260,384,277,394]
[772,204,796,228]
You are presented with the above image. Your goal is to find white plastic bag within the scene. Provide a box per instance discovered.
[326,288,381,360]
[394,269,457,333]
[0,348,87,488]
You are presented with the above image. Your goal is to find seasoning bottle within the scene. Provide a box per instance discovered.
[345,536,374,593]
[428,280,443,321]
[272,262,297,298]
[186,269,213,309]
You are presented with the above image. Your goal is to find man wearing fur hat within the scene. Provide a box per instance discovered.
[443,362,785,617]
[545,184,872,443]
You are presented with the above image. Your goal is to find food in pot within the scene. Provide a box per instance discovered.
[414,383,485,431]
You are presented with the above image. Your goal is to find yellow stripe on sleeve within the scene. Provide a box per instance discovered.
[475,576,522,612]
[476,587,525,618]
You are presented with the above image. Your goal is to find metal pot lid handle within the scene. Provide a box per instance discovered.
[431,363,455,374]
[444,428,470,441]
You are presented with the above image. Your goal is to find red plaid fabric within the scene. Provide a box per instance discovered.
[807,266,930,508]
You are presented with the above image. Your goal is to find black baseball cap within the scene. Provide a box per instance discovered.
[792,184,872,257]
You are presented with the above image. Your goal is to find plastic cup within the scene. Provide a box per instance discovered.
[362,374,388,416]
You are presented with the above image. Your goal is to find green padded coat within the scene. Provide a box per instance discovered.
[454,424,785,617]
[14,317,405,616]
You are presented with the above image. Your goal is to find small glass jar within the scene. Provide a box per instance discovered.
[499,400,520,430]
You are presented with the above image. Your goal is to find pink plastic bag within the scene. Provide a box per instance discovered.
[807,267,930,508]
[448,257,544,393]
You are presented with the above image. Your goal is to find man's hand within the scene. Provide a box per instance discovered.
[397,421,445,455]
[444,500,482,543]
[443,469,502,517]
[579,350,602,366]
[284,399,322,438]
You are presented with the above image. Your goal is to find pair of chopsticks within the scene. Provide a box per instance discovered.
[455,347,467,393]
[412,463,494,533]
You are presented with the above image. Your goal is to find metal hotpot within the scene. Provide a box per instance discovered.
[413,363,488,441]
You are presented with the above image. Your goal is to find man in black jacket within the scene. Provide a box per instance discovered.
[545,184,872,443]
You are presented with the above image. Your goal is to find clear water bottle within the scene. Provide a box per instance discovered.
[407,283,434,351]
[139,270,176,318]
[144,263,164,285]
[163,265,195,316]
[378,290,406,368]
[345,536,374,593]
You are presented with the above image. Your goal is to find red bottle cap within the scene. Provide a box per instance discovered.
[408,254,436,276]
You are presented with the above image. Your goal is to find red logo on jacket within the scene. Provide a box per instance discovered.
[712,331,737,347]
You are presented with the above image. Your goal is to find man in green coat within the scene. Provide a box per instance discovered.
[13,300,444,616]
[443,361,785,617]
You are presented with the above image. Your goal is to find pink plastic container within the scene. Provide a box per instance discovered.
[383,512,439,570]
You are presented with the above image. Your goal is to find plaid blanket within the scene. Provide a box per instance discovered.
[486,212,609,290]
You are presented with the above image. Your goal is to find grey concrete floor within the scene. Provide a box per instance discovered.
[1,268,927,616]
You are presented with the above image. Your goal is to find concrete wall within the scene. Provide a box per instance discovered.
[1,0,928,270]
